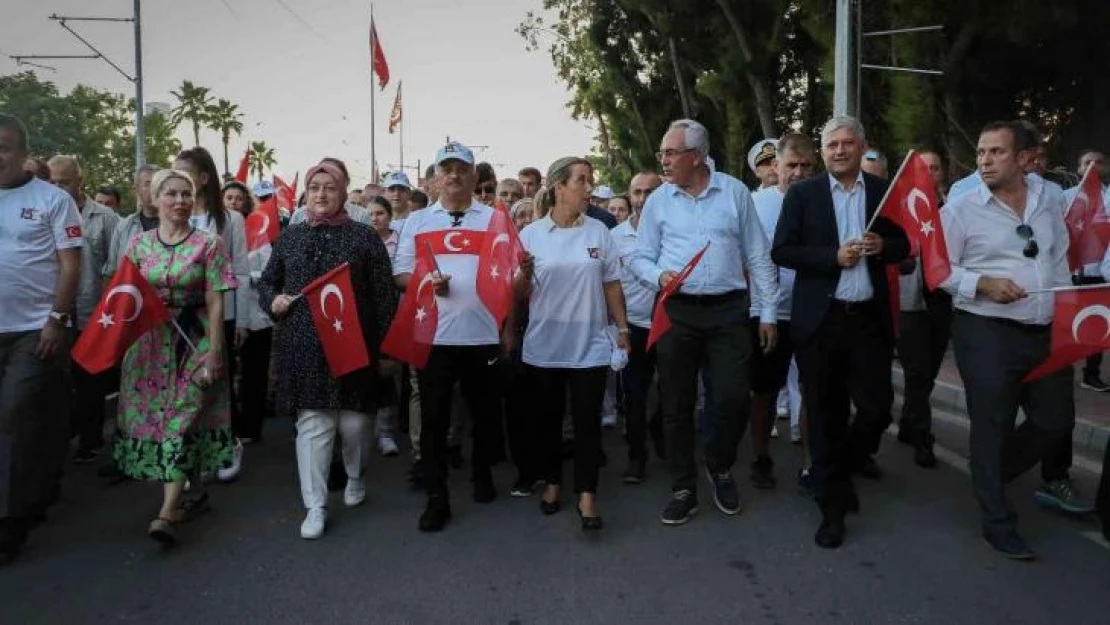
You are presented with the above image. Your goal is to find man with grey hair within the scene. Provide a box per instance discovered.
[631,119,779,525]
[772,115,909,549]
[106,164,162,276]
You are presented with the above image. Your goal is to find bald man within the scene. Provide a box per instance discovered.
[496,179,524,208]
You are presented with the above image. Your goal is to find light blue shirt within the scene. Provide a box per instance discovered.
[630,171,779,322]
[829,172,874,302]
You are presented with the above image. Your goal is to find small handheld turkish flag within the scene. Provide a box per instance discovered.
[646,242,710,351]
[381,243,439,369]
[1025,287,1110,381]
[274,174,298,212]
[301,262,370,377]
[245,196,280,252]
[477,206,524,327]
[1063,167,1110,272]
[874,151,951,291]
[72,257,171,374]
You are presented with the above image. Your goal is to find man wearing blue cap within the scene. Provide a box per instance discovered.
[392,141,505,532]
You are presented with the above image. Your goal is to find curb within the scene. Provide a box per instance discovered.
[891,366,1110,459]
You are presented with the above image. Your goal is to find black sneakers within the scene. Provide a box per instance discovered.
[983,529,1035,560]
[750,455,776,489]
[419,495,452,532]
[705,469,742,515]
[660,490,699,525]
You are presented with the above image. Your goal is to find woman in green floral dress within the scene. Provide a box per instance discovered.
[111,168,237,544]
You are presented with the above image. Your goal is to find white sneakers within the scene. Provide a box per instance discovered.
[300,508,327,539]
[217,438,244,483]
[344,478,366,507]
[377,437,400,457]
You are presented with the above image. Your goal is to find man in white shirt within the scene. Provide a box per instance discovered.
[941,121,1092,560]
[0,114,83,562]
[47,155,120,464]
[393,142,503,532]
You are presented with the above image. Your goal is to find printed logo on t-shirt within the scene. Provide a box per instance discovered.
[20,208,35,220]
[587,247,601,259]
[65,225,82,239]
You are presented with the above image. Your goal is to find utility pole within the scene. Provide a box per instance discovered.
[833,0,855,117]
[10,2,146,169]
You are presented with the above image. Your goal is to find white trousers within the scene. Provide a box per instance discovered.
[295,409,369,509]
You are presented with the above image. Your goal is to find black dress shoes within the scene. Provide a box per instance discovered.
[815,514,846,549]
[857,456,883,480]
[418,495,452,532]
[578,505,603,532]
[914,441,938,468]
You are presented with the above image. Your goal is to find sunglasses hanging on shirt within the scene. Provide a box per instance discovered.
[448,211,466,228]
[1016,223,1039,259]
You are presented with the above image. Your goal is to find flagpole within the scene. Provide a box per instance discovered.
[399,86,404,174]
[864,149,916,232]
[1025,283,1110,295]
[370,4,377,184]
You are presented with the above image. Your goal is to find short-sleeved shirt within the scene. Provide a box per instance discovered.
[520,214,621,368]
[0,176,83,332]
[610,220,656,329]
[393,200,498,346]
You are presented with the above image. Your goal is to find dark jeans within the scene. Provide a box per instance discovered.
[502,347,538,482]
[656,292,751,493]
[533,365,607,493]
[235,327,272,440]
[621,325,656,462]
[896,290,952,443]
[951,312,1074,534]
[417,345,502,497]
[0,330,70,535]
[795,301,893,506]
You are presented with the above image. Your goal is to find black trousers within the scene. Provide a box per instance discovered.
[621,325,656,462]
[896,290,952,443]
[72,361,111,452]
[951,311,1074,533]
[533,365,607,493]
[1097,436,1110,539]
[417,345,502,497]
[795,301,893,506]
[235,327,272,440]
[655,292,751,493]
[502,347,538,482]
[224,320,240,428]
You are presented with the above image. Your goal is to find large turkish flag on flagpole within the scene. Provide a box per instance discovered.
[301,262,370,377]
[874,151,951,291]
[370,19,390,91]
[646,242,710,351]
[72,257,171,374]
[245,196,280,251]
[1063,167,1110,272]
[477,204,524,327]
[381,243,439,369]
[1025,286,1110,381]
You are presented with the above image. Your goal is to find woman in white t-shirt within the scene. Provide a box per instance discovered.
[516,157,630,532]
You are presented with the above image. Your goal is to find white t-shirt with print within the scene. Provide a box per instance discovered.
[610,219,656,329]
[393,200,498,346]
[751,186,793,321]
[520,215,621,368]
[0,177,83,332]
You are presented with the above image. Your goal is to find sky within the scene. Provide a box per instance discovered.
[0,0,596,187]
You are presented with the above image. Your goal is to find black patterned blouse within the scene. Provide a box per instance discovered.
[258,220,397,417]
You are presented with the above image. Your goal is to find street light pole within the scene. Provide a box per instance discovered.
[833,0,855,117]
[133,0,145,168]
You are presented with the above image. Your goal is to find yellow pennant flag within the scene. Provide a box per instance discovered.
[388,82,402,134]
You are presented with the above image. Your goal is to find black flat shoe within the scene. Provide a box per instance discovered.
[540,498,561,515]
[815,515,845,549]
[857,456,883,480]
[418,495,452,532]
[578,505,604,532]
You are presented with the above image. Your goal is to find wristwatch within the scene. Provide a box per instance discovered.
[48,310,72,327]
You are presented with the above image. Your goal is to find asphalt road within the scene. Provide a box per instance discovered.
[2,417,1109,625]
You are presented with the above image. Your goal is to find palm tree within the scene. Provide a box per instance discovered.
[248,141,277,180]
[207,98,244,175]
[169,80,213,147]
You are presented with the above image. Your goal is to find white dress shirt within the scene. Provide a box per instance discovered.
[750,186,794,320]
[629,171,779,323]
[829,172,874,302]
[940,175,1070,325]
[611,219,657,329]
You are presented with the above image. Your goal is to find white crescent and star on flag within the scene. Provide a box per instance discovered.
[442,231,473,252]
[98,284,144,328]
[905,188,935,237]
[414,272,436,324]
[487,232,511,279]
[319,283,346,333]
[1071,304,1110,343]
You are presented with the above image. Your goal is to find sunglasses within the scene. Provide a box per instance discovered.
[476,184,496,194]
[1016,224,1039,259]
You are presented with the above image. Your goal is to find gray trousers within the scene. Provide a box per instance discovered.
[0,330,70,520]
[951,312,1074,534]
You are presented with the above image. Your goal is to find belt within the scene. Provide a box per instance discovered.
[829,298,875,315]
[669,289,745,306]
[955,309,1050,333]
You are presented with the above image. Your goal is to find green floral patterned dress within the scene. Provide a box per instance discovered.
[112,229,238,481]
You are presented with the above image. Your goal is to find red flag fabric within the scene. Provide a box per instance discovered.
[1025,287,1110,381]
[274,174,297,212]
[72,257,171,374]
[1063,168,1110,272]
[370,19,390,90]
[646,242,711,351]
[301,263,370,377]
[477,205,525,327]
[380,244,439,368]
[245,196,280,252]
[875,151,951,291]
[234,150,250,184]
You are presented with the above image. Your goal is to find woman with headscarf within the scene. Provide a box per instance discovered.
[514,157,630,532]
[113,169,238,544]
[258,161,397,540]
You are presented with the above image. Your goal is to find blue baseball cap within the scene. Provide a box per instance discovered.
[382,171,413,190]
[435,141,475,166]
[252,180,275,197]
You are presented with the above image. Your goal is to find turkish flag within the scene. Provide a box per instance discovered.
[72,257,171,374]
[370,19,390,90]
[301,262,370,377]
[245,196,280,251]
[1026,287,1110,381]
[1064,168,1110,272]
[876,151,951,291]
[234,150,250,183]
[381,244,439,369]
[477,207,524,327]
[274,174,298,212]
[647,242,711,351]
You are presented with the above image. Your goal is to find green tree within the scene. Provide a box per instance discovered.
[138,109,183,169]
[169,80,213,147]
[248,141,276,180]
[207,98,244,175]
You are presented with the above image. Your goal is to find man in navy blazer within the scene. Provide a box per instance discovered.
[771,116,909,549]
